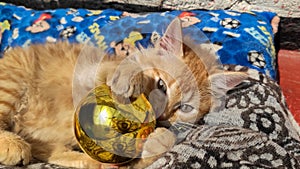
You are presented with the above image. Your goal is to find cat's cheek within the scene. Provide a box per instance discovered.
[176,110,199,124]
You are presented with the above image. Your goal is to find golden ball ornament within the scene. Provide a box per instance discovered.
[74,84,156,164]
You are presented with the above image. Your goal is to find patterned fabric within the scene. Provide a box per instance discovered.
[0,3,278,79]
[146,65,300,168]
[147,125,299,168]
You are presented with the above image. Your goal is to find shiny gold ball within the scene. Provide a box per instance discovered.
[74,85,156,164]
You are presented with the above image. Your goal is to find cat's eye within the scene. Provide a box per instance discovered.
[157,79,167,94]
[179,104,194,113]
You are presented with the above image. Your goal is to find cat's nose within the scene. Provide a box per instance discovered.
[148,89,168,119]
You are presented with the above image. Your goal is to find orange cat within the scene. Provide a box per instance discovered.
[0,18,247,168]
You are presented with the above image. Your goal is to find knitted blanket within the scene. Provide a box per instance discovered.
[146,64,300,168]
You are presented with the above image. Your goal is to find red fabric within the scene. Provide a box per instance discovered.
[278,49,300,125]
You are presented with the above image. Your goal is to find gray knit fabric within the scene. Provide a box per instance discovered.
[146,64,300,168]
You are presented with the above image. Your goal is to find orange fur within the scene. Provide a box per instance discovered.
[0,42,103,168]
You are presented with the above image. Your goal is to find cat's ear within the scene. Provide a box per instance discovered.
[158,17,183,57]
[209,72,248,96]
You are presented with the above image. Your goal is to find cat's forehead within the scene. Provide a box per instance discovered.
[131,47,184,71]
[136,48,203,82]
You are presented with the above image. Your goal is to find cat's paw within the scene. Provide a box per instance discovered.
[141,127,176,158]
[109,65,144,99]
[0,131,31,165]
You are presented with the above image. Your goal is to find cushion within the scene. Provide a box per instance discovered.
[0,3,278,79]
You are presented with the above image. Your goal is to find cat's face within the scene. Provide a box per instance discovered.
[143,67,205,125]
[122,18,211,125]
[130,18,247,125]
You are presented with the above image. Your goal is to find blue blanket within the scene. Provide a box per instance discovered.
[0,3,278,79]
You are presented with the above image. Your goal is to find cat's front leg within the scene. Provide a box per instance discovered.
[108,60,144,100]
[128,127,176,168]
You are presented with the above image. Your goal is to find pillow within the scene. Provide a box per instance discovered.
[0,2,278,79]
